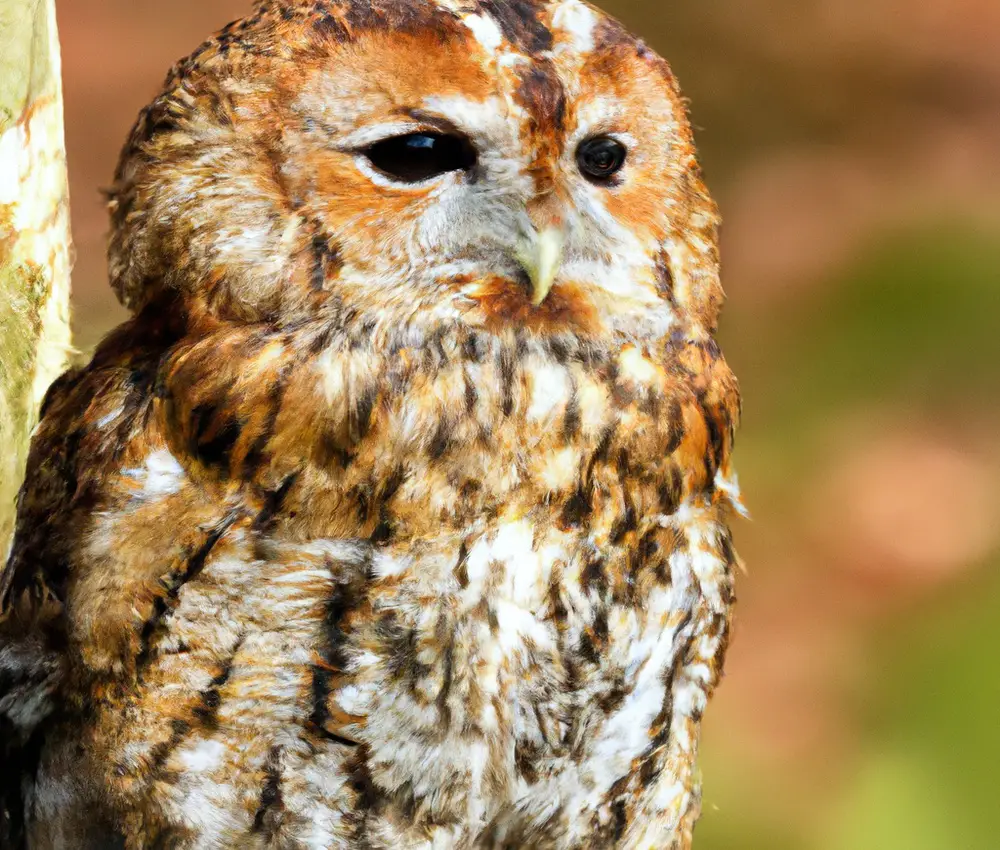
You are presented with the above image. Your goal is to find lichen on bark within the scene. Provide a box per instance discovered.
[0,0,72,556]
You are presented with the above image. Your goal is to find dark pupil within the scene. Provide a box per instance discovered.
[578,137,627,180]
[364,133,477,182]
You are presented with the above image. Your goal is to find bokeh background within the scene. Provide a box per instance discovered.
[56,1,1000,847]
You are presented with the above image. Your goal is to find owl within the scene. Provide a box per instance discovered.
[0,1,742,848]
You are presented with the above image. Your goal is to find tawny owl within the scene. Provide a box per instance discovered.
[0,1,743,848]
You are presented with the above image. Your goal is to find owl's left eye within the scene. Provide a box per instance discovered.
[363,133,477,183]
[577,136,628,182]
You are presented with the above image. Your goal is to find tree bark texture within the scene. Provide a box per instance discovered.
[0,0,72,557]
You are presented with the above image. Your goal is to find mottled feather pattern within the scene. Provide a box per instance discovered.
[1,1,742,848]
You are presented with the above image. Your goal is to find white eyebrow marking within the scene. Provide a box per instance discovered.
[551,0,599,54]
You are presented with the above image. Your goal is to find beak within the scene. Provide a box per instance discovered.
[516,226,565,306]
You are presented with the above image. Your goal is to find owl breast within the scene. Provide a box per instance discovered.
[60,316,737,848]
[68,320,736,847]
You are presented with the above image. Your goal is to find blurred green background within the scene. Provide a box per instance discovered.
[57,2,1000,846]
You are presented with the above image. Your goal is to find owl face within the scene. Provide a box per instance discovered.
[109,0,723,340]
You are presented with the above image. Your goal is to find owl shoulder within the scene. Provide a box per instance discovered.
[1,315,173,620]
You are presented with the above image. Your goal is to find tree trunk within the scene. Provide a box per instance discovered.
[0,0,72,557]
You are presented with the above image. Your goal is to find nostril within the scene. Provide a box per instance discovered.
[524,197,567,238]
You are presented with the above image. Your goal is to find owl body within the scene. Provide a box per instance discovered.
[0,2,741,849]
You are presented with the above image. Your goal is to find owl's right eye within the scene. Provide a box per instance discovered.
[362,133,477,183]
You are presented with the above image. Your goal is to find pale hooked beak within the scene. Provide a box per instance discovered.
[516,226,565,306]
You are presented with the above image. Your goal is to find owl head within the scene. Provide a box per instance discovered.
[108,0,723,341]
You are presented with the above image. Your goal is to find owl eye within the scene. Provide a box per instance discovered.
[363,132,477,183]
[577,136,628,182]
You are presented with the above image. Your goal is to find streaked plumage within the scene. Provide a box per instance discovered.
[0,1,743,848]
